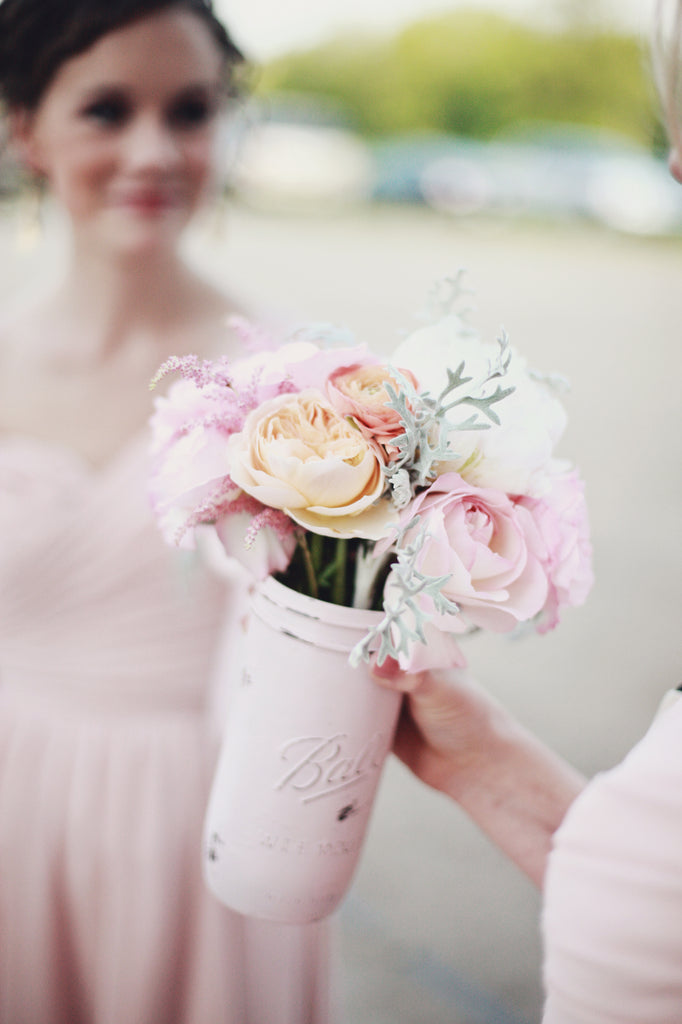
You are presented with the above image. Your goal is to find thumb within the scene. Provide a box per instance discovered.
[371,653,425,694]
[370,653,401,681]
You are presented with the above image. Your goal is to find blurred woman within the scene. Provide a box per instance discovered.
[0,2,331,1021]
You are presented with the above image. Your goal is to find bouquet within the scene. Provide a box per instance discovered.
[148,276,593,923]
[149,277,593,671]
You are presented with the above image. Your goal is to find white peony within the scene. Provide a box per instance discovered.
[393,314,567,497]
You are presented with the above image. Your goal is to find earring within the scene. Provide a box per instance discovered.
[14,182,44,251]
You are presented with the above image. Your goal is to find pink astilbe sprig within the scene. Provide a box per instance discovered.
[151,359,294,461]
[147,343,314,562]
[197,490,291,539]
[166,477,298,579]
[150,354,234,392]
[199,489,298,552]
[166,409,249,447]
[243,504,299,550]
[174,476,242,544]
[214,493,298,578]
[234,366,299,416]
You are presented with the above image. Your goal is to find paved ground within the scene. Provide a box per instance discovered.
[2,201,681,1022]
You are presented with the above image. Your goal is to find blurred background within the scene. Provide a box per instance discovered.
[207,0,675,236]
[1,0,680,1021]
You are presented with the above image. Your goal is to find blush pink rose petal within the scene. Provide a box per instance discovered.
[517,468,594,632]
[392,472,549,634]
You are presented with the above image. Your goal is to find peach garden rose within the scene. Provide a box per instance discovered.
[226,389,391,538]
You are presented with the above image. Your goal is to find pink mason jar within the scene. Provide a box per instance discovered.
[203,575,402,924]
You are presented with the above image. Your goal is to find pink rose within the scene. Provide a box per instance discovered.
[326,363,419,455]
[516,469,593,632]
[388,472,549,636]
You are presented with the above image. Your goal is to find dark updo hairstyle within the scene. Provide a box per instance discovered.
[0,0,248,112]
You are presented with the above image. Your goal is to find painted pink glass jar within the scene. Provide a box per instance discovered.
[203,575,402,924]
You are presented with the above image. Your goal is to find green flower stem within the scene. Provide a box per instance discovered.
[310,532,323,577]
[298,533,318,600]
[332,537,348,606]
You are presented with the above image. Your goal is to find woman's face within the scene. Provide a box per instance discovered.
[16,9,227,256]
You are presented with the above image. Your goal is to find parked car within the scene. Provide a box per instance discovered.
[420,126,682,235]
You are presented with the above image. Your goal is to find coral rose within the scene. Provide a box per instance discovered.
[326,363,419,454]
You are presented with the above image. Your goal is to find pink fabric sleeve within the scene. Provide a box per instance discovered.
[541,696,682,1024]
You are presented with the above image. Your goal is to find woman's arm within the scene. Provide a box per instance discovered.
[541,698,682,1023]
[373,659,586,888]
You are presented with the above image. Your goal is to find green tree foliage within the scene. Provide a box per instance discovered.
[258,11,659,148]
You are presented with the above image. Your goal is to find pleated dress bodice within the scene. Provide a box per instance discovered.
[0,435,331,1024]
[0,434,226,712]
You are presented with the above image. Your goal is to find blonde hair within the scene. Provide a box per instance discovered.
[653,0,682,150]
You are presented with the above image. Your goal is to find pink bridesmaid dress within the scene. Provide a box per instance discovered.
[542,694,682,1023]
[0,435,332,1024]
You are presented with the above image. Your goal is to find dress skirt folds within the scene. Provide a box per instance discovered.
[0,436,332,1024]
